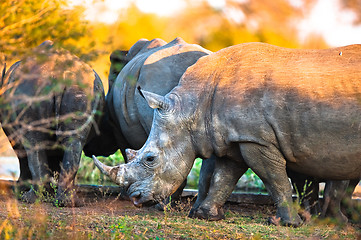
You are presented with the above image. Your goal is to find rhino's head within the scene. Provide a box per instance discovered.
[93,88,199,207]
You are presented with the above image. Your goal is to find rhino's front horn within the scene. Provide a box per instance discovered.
[92,155,119,183]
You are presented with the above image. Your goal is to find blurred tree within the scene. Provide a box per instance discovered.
[108,4,168,51]
[341,0,361,24]
[0,0,96,63]
[165,0,306,51]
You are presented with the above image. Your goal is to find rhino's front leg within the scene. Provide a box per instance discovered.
[189,155,216,216]
[189,156,247,221]
[240,143,303,227]
[56,138,83,207]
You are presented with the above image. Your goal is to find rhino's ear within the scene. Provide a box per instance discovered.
[137,86,170,110]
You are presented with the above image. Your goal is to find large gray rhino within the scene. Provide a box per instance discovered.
[1,41,105,206]
[83,37,211,204]
[93,42,361,226]
[83,38,210,162]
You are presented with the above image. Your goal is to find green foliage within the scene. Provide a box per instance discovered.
[186,158,203,189]
[238,169,266,191]
[0,0,96,63]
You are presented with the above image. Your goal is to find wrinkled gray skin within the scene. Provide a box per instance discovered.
[94,42,361,227]
[83,37,211,205]
[1,41,105,207]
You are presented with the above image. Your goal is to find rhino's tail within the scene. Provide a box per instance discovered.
[90,70,105,134]
[1,61,21,88]
[1,62,6,87]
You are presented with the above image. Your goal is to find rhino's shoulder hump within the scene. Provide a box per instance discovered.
[168,37,186,46]
[127,38,167,61]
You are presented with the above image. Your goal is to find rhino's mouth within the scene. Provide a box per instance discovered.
[128,189,158,208]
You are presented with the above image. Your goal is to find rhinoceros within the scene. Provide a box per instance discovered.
[93,42,361,226]
[83,38,211,204]
[84,37,211,159]
[1,41,105,206]
[84,37,338,216]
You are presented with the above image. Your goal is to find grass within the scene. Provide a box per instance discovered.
[2,152,360,239]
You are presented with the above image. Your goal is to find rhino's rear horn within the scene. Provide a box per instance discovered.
[125,148,138,163]
[138,88,171,110]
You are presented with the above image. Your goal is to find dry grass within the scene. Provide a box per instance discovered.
[1,182,361,239]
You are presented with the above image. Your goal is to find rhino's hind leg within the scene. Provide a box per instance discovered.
[321,180,349,223]
[240,143,303,227]
[189,156,247,221]
[20,147,49,204]
[55,137,83,207]
[287,170,321,217]
[341,179,360,221]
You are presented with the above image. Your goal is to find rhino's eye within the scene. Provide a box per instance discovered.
[142,153,157,167]
[146,156,155,162]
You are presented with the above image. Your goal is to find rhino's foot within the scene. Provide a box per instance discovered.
[154,197,183,211]
[188,205,225,221]
[270,205,304,227]
[298,209,312,224]
[54,191,83,207]
[268,214,303,227]
[21,189,37,204]
[322,211,348,224]
[188,207,197,218]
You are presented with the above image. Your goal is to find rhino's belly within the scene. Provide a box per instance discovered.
[283,126,361,180]
[286,151,361,180]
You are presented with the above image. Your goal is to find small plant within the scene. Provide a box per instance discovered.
[293,180,314,207]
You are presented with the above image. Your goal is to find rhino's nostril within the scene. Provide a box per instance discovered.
[131,191,141,199]
[130,191,142,207]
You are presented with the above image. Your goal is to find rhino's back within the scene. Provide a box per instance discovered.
[179,42,361,179]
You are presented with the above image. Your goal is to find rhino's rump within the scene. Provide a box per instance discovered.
[2,48,101,147]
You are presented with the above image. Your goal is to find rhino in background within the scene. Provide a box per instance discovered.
[1,41,105,207]
[84,37,211,159]
[83,37,212,205]
[94,42,361,226]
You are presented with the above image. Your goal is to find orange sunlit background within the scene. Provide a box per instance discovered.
[1,0,361,179]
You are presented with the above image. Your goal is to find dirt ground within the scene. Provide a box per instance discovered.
[1,181,361,239]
